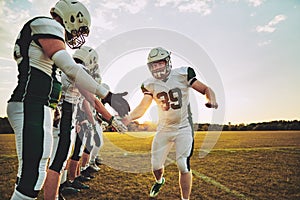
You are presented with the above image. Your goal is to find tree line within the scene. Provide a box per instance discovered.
[0,117,299,134]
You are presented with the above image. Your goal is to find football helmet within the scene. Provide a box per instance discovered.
[147,47,172,80]
[50,0,91,49]
[73,46,98,71]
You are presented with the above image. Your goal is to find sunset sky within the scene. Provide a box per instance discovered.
[0,0,299,124]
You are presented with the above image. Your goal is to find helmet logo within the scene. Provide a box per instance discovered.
[77,12,84,23]
[149,48,160,58]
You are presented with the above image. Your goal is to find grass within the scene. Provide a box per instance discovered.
[0,131,299,200]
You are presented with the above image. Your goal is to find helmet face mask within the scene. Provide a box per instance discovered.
[147,47,172,80]
[51,0,91,49]
[65,26,89,49]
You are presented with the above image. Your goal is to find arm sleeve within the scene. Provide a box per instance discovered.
[52,50,109,98]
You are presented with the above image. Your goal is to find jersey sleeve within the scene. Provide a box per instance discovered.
[176,66,197,86]
[141,80,153,97]
[187,67,197,86]
[30,17,65,42]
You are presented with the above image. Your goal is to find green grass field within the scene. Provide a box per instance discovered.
[0,131,299,200]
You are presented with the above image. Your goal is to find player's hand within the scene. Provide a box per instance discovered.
[53,107,61,128]
[122,115,132,126]
[102,92,131,117]
[110,116,128,133]
[205,101,218,109]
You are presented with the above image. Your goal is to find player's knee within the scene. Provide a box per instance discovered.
[177,157,190,173]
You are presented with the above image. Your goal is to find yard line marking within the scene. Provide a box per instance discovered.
[209,146,298,152]
[192,170,252,200]
[165,157,252,199]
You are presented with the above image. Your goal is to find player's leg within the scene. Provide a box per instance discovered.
[59,128,80,198]
[95,124,104,165]
[88,123,103,171]
[45,101,73,199]
[8,102,53,199]
[81,149,92,171]
[149,132,173,197]
[179,171,192,200]
[175,127,194,200]
[69,132,83,181]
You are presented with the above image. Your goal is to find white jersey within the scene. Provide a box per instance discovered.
[9,17,65,108]
[61,72,82,105]
[142,67,196,132]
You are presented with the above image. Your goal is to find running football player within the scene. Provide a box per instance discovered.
[122,47,218,200]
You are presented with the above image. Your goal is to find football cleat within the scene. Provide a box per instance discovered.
[85,166,98,173]
[149,177,165,197]
[81,168,95,179]
[59,180,80,195]
[95,156,103,165]
[58,192,66,200]
[75,175,91,182]
[88,162,100,172]
[71,178,90,189]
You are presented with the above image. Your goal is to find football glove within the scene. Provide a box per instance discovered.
[108,116,128,133]
[102,91,131,117]
[205,102,218,109]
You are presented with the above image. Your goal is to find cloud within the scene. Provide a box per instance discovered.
[86,0,148,31]
[257,40,271,47]
[100,0,148,14]
[256,14,287,33]
[0,1,32,58]
[155,0,214,15]
[248,0,264,7]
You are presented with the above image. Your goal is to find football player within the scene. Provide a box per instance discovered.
[122,47,218,200]
[49,45,129,199]
[6,0,128,199]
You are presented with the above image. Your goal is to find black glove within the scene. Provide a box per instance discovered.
[102,91,131,117]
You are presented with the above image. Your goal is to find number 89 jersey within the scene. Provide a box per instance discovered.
[141,67,197,132]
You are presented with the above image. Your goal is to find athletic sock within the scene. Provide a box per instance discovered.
[11,189,35,200]
[156,177,163,184]
[61,170,68,184]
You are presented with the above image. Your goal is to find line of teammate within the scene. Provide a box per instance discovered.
[7,1,218,200]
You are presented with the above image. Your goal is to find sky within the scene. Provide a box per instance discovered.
[0,0,299,125]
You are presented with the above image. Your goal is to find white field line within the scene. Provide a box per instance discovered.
[192,170,252,200]
[165,156,252,199]
[208,146,298,152]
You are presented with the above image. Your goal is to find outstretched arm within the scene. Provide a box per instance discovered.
[39,38,109,99]
[78,87,127,133]
[191,80,218,109]
[122,94,153,125]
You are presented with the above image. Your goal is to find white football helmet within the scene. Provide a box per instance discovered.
[50,0,91,49]
[147,47,172,80]
[73,46,101,83]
